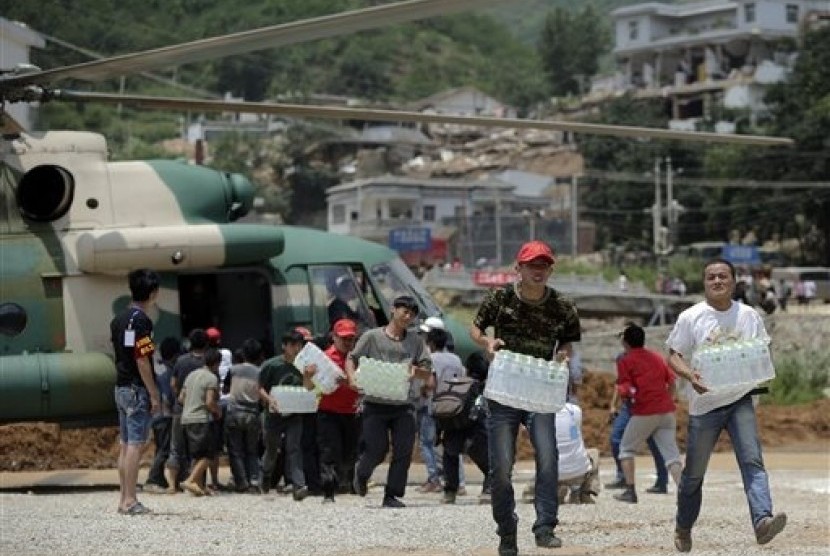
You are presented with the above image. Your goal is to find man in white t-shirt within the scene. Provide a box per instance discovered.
[521,402,599,505]
[666,258,786,552]
[554,403,598,504]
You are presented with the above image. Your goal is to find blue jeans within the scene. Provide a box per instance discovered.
[418,407,440,483]
[611,402,668,486]
[677,394,774,530]
[487,399,559,536]
[115,385,151,445]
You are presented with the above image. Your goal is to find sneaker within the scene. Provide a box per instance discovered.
[142,483,168,494]
[613,487,638,503]
[353,475,368,497]
[418,481,442,493]
[457,485,467,496]
[535,528,563,549]
[755,513,787,545]
[646,483,668,494]
[293,486,309,501]
[478,490,492,504]
[498,533,518,556]
[322,495,335,504]
[604,478,627,490]
[382,495,406,508]
[441,491,456,505]
[674,527,692,552]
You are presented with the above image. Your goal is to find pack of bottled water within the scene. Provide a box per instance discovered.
[484,350,569,413]
[269,386,319,414]
[691,337,775,388]
[294,341,345,394]
[355,356,410,402]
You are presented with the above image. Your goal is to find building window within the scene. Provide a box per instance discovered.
[331,204,345,224]
[744,3,755,23]
[785,4,799,24]
[423,205,436,222]
[350,211,359,221]
[628,20,639,41]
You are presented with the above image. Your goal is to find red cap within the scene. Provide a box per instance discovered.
[332,319,357,338]
[516,240,555,265]
[294,326,314,341]
[206,327,222,342]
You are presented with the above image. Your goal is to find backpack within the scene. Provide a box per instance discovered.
[432,377,484,431]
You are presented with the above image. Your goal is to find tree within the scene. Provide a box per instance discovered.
[703,26,830,264]
[537,4,610,96]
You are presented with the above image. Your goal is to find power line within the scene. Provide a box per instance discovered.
[583,169,830,189]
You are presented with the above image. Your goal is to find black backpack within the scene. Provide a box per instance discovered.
[433,377,484,431]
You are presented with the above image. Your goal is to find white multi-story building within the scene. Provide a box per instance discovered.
[605,0,828,129]
[0,18,45,131]
[326,174,566,265]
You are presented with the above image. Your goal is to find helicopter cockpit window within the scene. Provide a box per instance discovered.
[369,258,441,320]
[17,165,75,222]
[0,303,27,337]
[309,265,376,332]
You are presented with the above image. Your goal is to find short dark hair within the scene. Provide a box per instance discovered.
[188,328,209,350]
[465,351,489,381]
[282,329,306,346]
[128,269,160,302]
[159,336,182,362]
[204,347,222,368]
[703,258,736,280]
[392,295,419,315]
[241,338,263,363]
[426,328,448,350]
[622,323,646,348]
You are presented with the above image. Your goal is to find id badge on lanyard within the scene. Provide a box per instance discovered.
[124,309,140,347]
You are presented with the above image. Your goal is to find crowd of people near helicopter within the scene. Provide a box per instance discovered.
[111,249,787,553]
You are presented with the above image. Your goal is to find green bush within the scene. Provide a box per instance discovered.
[764,351,830,405]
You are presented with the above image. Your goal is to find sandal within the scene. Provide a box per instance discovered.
[119,502,152,515]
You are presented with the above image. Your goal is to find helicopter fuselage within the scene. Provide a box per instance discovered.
[0,131,472,425]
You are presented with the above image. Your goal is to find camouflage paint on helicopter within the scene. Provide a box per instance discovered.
[0,131,473,425]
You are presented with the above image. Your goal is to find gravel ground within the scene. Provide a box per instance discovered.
[2,457,827,556]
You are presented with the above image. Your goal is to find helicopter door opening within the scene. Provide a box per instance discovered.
[178,270,272,355]
[309,265,377,334]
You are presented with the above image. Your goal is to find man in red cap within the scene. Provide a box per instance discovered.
[311,319,361,502]
[470,240,581,556]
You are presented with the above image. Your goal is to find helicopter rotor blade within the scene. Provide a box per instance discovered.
[0,0,507,90]
[55,91,794,147]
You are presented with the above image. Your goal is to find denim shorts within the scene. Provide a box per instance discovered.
[115,385,152,445]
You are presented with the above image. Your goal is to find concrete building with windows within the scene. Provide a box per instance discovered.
[601,0,828,131]
[0,18,45,131]
[326,174,572,266]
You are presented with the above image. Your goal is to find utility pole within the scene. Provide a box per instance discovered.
[652,158,662,256]
[494,187,503,266]
[666,156,674,252]
[571,174,579,257]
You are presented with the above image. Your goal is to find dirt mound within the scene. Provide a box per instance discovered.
[2,373,828,471]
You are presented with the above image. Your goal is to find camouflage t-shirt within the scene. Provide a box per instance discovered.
[473,284,581,360]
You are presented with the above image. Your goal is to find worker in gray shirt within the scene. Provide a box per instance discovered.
[346,295,433,508]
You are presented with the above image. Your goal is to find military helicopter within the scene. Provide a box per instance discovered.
[0,0,792,426]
